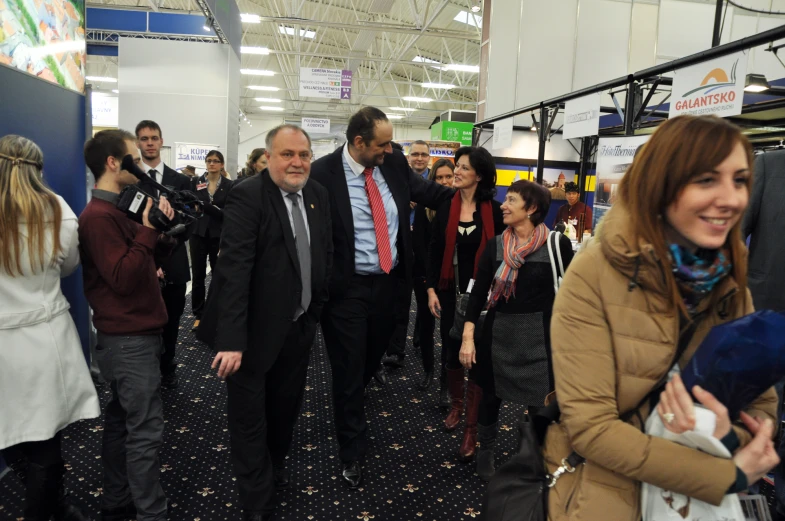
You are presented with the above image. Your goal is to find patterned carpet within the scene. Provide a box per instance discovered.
[0,290,525,521]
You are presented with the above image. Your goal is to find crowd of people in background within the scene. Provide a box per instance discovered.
[0,109,782,521]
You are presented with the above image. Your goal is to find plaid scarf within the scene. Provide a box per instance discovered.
[488,224,549,307]
[669,244,732,315]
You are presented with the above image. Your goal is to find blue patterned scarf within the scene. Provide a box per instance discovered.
[669,244,732,315]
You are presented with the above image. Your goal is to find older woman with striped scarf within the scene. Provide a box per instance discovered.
[461,180,574,481]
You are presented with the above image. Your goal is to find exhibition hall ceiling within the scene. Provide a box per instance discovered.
[85,0,482,125]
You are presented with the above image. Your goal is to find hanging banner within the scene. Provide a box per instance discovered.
[492,117,513,150]
[175,143,220,174]
[669,50,748,119]
[593,135,650,230]
[301,117,331,133]
[91,94,118,128]
[398,140,461,161]
[299,68,352,99]
[563,93,601,139]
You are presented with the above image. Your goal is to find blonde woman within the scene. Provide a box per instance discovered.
[0,135,100,520]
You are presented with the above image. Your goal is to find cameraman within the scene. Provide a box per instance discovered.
[79,129,174,521]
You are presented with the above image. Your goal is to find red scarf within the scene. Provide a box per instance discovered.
[438,191,495,290]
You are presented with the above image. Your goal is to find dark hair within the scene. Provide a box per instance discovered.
[347,107,388,146]
[84,129,136,180]
[411,140,430,152]
[564,181,579,193]
[206,150,224,164]
[507,180,551,226]
[454,146,497,201]
[391,141,403,151]
[247,148,266,171]
[428,158,454,181]
[265,124,312,150]
[134,120,162,138]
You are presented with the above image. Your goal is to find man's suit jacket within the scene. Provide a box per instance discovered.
[160,165,193,285]
[309,146,453,299]
[196,171,333,374]
[191,174,234,238]
[742,150,785,311]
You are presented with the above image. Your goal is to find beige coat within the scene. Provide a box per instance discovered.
[546,204,778,521]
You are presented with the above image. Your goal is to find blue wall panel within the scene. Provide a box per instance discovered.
[149,12,213,35]
[0,65,90,358]
[87,44,119,57]
[86,7,147,31]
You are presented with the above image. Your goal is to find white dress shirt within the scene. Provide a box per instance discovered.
[142,160,165,184]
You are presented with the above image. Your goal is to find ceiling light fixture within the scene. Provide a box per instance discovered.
[112,89,119,94]
[85,76,118,83]
[421,82,456,89]
[454,10,482,28]
[443,64,480,73]
[241,69,275,76]
[387,114,405,119]
[255,97,282,103]
[241,46,270,55]
[259,106,285,111]
[241,13,261,23]
[279,26,316,38]
[471,2,481,13]
[412,55,441,65]
[389,107,417,112]
[247,85,280,91]
[745,73,770,93]
[402,96,432,103]
[203,24,211,31]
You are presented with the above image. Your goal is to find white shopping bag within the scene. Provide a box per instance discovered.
[641,374,745,520]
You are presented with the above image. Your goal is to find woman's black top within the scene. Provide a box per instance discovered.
[426,198,504,294]
[192,174,234,238]
[465,232,574,321]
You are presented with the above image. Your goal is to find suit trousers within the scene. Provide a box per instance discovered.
[190,235,221,319]
[387,277,413,358]
[226,316,314,515]
[160,283,186,376]
[95,333,166,521]
[412,276,435,373]
[321,272,398,463]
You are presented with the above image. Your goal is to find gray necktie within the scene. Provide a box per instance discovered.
[287,193,311,318]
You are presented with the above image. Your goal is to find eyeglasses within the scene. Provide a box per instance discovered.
[205,159,223,164]
[409,153,429,158]
[279,151,313,162]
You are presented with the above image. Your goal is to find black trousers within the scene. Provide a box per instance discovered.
[160,283,186,376]
[413,276,435,373]
[2,431,62,472]
[321,272,398,463]
[226,316,315,515]
[190,235,220,319]
[387,276,413,358]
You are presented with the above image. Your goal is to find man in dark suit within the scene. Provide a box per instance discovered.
[196,124,332,521]
[136,120,193,389]
[310,107,453,488]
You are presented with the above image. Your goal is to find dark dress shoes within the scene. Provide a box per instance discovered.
[101,501,137,521]
[161,371,179,390]
[274,465,290,490]
[373,367,388,386]
[417,371,434,391]
[383,354,405,369]
[341,461,363,489]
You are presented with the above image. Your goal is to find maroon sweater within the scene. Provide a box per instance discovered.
[78,193,172,336]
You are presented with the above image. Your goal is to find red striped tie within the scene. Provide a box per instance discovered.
[363,167,393,274]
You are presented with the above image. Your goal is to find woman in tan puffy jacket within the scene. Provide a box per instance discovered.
[547,115,780,521]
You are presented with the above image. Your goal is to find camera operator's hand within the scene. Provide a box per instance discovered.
[142,198,156,229]
[212,351,242,379]
[158,196,175,221]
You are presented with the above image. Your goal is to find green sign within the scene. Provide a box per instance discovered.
[431,121,473,146]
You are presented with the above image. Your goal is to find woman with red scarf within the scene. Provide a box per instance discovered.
[427,146,504,462]
[461,180,574,481]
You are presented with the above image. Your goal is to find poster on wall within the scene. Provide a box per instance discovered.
[563,93,601,139]
[492,117,513,150]
[91,93,118,128]
[542,168,577,201]
[593,135,649,230]
[669,50,748,119]
[398,139,461,164]
[302,117,330,133]
[0,0,86,92]
[299,67,352,100]
[175,142,220,175]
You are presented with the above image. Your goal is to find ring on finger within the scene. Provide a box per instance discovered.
[663,412,675,424]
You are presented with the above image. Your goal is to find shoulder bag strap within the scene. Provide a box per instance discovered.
[547,231,565,293]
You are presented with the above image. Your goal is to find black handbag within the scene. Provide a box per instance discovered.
[449,237,503,341]
[481,314,703,521]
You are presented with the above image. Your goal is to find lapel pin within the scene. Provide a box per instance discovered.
[310,204,315,209]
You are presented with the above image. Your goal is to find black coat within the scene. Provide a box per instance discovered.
[196,172,333,374]
[192,174,234,238]
[160,165,193,284]
[412,205,431,278]
[309,145,453,298]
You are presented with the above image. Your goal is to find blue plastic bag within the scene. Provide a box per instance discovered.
[680,310,785,419]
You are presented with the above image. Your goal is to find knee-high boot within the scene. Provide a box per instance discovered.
[444,368,465,431]
[458,380,482,462]
[476,422,498,481]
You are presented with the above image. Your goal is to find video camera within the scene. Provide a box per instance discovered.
[116,155,202,236]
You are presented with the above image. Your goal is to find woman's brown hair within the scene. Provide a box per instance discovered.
[427,158,454,221]
[617,115,753,317]
[0,135,62,276]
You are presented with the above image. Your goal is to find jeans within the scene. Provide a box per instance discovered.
[95,333,167,521]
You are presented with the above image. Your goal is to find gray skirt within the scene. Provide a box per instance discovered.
[491,311,551,406]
